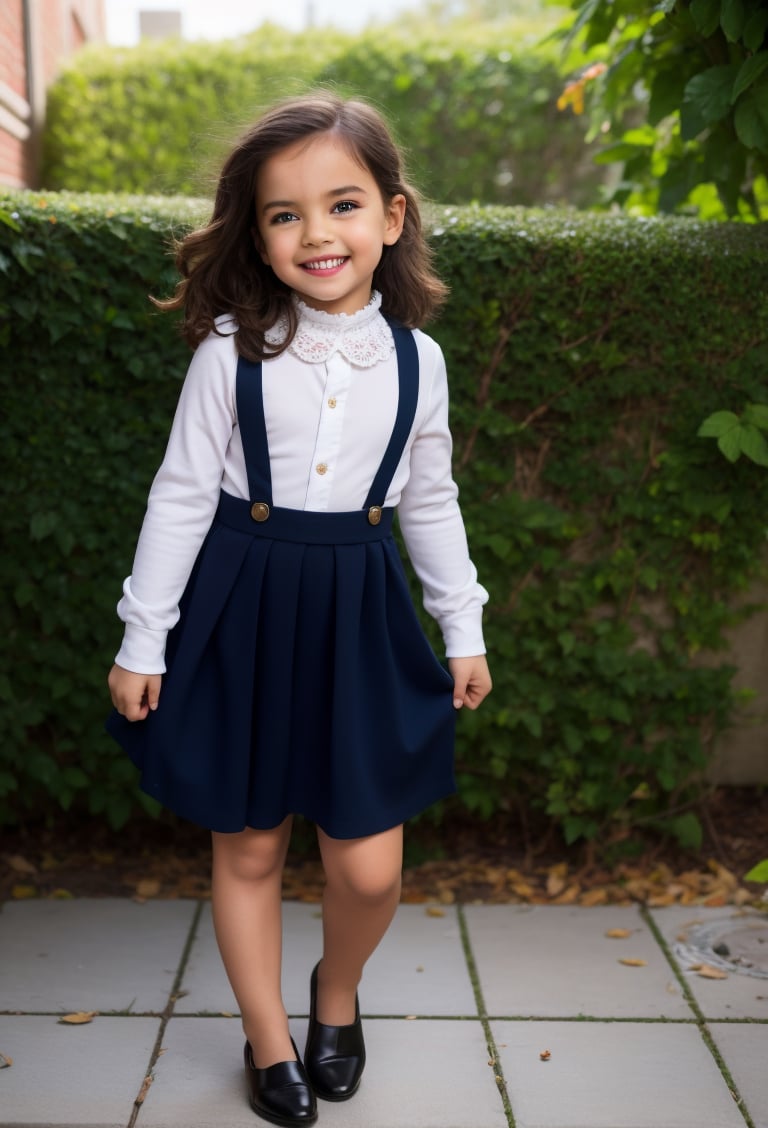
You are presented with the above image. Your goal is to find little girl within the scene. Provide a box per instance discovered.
[107,92,491,1126]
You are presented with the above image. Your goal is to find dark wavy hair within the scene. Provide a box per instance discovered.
[156,92,448,360]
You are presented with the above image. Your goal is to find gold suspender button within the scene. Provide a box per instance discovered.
[250,501,270,522]
[367,506,382,526]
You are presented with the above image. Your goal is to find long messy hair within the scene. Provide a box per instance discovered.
[156,92,448,361]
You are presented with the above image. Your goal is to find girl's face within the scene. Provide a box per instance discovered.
[255,133,406,316]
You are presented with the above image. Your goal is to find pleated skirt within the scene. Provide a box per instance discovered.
[107,491,457,838]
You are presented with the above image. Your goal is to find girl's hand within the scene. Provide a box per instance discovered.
[108,664,162,722]
[448,655,492,711]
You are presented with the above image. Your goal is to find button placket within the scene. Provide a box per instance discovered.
[305,356,351,509]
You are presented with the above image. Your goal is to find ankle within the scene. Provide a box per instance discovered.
[244,1025,296,1069]
[315,962,359,1026]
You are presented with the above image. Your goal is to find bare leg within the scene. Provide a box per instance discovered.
[211,818,294,1068]
[314,824,403,1024]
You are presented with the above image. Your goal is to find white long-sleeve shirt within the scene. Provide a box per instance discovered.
[115,294,488,674]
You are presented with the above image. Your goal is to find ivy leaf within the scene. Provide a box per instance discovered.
[720,0,746,43]
[649,67,689,126]
[745,860,768,883]
[697,410,740,438]
[690,0,721,36]
[743,8,768,52]
[731,53,768,103]
[717,426,744,462]
[684,66,741,127]
[734,86,768,151]
[737,423,768,466]
[743,403,768,430]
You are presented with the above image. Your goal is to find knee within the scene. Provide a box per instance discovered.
[212,827,288,883]
[330,860,402,905]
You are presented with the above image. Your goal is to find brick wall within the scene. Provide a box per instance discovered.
[0,0,105,189]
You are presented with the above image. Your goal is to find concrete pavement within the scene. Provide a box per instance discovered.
[1,898,766,1128]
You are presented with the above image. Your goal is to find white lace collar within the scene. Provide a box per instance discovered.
[266,291,394,367]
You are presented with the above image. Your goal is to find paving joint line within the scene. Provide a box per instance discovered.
[126,898,204,1128]
[641,904,757,1128]
[457,904,516,1128]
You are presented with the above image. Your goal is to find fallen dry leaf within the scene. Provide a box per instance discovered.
[58,1011,97,1025]
[540,1049,551,1061]
[425,906,445,918]
[580,888,608,906]
[696,964,728,980]
[135,1074,153,1105]
[618,958,647,967]
[0,1054,12,1068]
[5,854,37,875]
[605,928,633,939]
[546,863,568,898]
[135,878,161,898]
[404,1015,417,1020]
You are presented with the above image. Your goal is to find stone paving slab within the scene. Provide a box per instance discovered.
[465,905,691,1018]
[491,1020,746,1128]
[179,903,476,1017]
[710,1022,768,1128]
[649,907,768,1020]
[140,1015,505,1128]
[0,900,196,1014]
[364,904,477,1016]
[0,1014,160,1127]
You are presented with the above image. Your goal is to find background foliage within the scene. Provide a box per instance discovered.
[2,193,768,845]
[555,0,768,219]
[41,23,603,208]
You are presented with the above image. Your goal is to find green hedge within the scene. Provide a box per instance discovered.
[41,25,603,208]
[2,191,768,844]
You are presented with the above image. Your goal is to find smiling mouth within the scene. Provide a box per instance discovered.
[301,257,348,273]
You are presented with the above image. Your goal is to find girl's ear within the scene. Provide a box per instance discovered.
[383,194,406,246]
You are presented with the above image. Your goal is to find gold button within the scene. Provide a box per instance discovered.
[368,506,382,526]
[250,501,270,522]
[328,397,337,409]
[316,462,328,476]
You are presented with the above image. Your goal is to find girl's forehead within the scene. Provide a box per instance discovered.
[260,132,368,179]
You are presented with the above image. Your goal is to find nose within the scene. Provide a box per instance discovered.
[302,212,333,247]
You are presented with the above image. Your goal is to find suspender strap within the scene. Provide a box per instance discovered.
[235,356,273,505]
[362,321,419,509]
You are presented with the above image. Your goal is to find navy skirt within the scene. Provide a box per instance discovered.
[107,321,457,838]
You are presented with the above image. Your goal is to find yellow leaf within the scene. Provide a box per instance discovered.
[425,907,445,917]
[696,964,728,980]
[49,888,73,900]
[11,884,37,900]
[619,958,647,967]
[439,888,456,905]
[135,878,161,898]
[58,1011,97,1025]
[605,928,633,939]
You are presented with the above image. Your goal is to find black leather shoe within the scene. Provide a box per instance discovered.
[243,1040,317,1126]
[304,961,366,1101]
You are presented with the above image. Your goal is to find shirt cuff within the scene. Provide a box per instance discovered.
[114,624,168,675]
[442,609,486,658]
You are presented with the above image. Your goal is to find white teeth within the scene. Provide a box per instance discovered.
[304,258,345,271]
